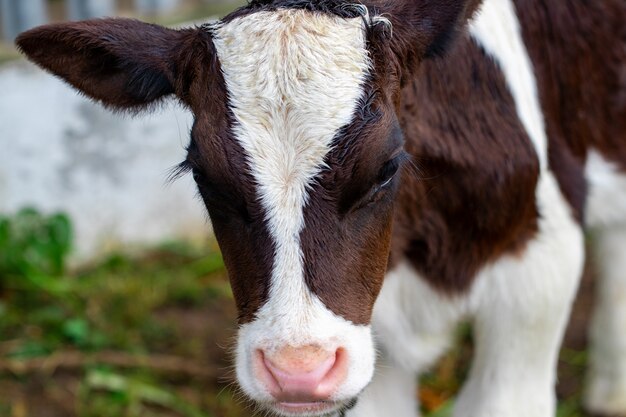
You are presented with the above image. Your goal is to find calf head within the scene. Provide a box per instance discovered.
[17,1,474,414]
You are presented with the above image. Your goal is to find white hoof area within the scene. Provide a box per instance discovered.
[585,375,626,416]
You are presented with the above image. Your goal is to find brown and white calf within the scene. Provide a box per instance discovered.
[16,0,625,415]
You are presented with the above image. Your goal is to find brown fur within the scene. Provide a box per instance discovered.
[388,33,540,292]
[514,0,626,169]
[300,97,403,324]
[16,19,196,111]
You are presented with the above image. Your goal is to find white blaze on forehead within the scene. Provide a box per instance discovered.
[213,10,369,320]
[213,9,375,402]
[214,10,368,238]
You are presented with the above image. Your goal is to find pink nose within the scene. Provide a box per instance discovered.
[256,345,348,403]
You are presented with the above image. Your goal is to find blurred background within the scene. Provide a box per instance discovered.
[0,1,595,416]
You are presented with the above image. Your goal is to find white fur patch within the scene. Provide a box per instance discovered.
[469,0,548,171]
[584,151,626,414]
[585,149,626,227]
[213,9,375,403]
[586,225,626,414]
[372,262,467,373]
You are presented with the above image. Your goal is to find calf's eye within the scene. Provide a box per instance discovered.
[371,155,404,194]
[379,176,394,189]
[192,168,205,184]
[378,161,400,188]
[354,155,406,210]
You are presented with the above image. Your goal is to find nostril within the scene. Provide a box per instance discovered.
[256,346,348,402]
[319,347,348,392]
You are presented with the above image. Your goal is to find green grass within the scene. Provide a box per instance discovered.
[0,208,590,416]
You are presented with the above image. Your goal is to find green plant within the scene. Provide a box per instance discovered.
[0,208,230,354]
[0,208,75,356]
[0,207,72,283]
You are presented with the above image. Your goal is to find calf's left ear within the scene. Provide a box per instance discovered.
[16,18,197,111]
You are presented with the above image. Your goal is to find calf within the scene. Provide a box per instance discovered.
[16,0,625,415]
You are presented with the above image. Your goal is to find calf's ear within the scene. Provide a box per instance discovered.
[16,18,196,111]
[369,0,478,73]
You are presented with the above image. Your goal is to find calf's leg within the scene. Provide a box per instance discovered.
[585,225,626,416]
[454,174,584,417]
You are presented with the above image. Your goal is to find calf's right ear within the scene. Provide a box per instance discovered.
[369,0,478,77]
[16,18,199,111]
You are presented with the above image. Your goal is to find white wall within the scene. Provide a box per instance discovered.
[0,62,209,259]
